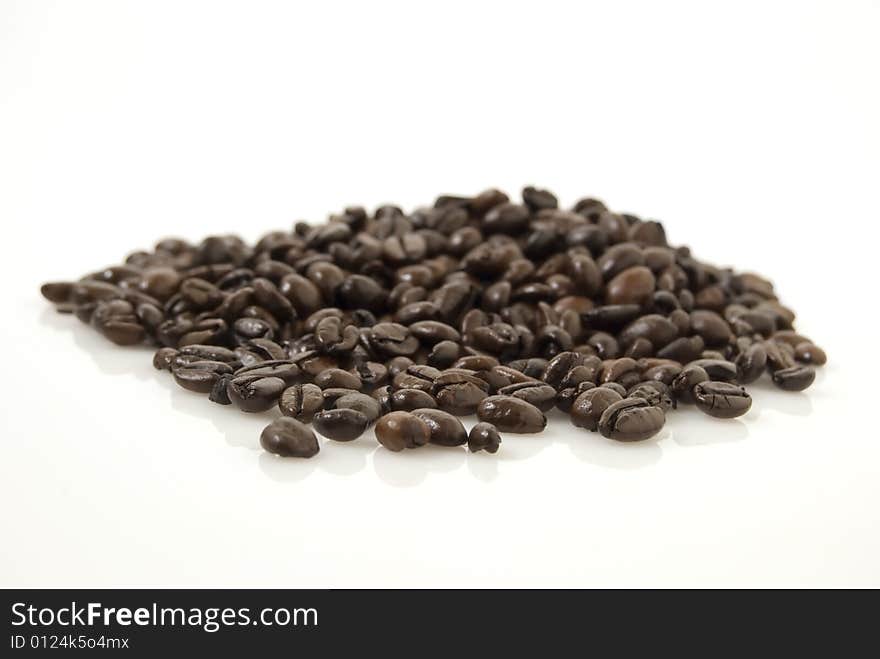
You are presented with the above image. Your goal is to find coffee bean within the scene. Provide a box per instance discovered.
[476,395,546,433]
[314,368,362,390]
[597,398,665,442]
[333,391,382,422]
[312,408,370,441]
[693,381,752,418]
[410,408,468,446]
[606,266,656,306]
[468,422,502,453]
[375,411,431,452]
[227,375,286,412]
[279,383,324,422]
[498,381,557,413]
[260,418,320,458]
[794,342,827,366]
[571,387,623,431]
[771,366,816,391]
[670,364,709,404]
[735,343,767,384]
[432,371,489,416]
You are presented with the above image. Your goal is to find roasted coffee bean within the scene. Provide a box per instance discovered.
[410,408,468,446]
[794,342,827,366]
[571,387,623,431]
[312,408,370,441]
[172,361,234,393]
[476,395,546,433]
[627,382,674,411]
[657,336,704,363]
[227,375,286,412]
[279,383,325,422]
[690,310,733,346]
[689,359,738,382]
[606,266,656,306]
[671,365,710,404]
[314,368,362,390]
[555,381,596,413]
[153,347,179,371]
[771,366,816,391]
[735,343,767,384]
[389,387,438,412]
[598,398,665,442]
[333,392,382,422]
[498,381,557,413]
[260,418,319,458]
[600,382,628,397]
[432,371,489,416]
[468,422,502,454]
[693,381,752,418]
[375,412,431,452]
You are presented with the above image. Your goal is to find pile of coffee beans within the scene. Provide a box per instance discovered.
[40,187,827,458]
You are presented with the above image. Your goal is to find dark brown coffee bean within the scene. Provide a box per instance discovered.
[227,375,286,412]
[606,266,655,306]
[279,383,324,422]
[468,422,502,454]
[627,381,674,411]
[313,368,362,390]
[656,336,704,363]
[499,381,557,413]
[432,371,489,416]
[312,408,370,441]
[690,310,733,346]
[689,359,738,382]
[693,381,752,418]
[390,388,438,412]
[600,382,628,397]
[410,408,468,446]
[735,343,767,384]
[260,418,319,458]
[670,365,709,404]
[333,392,382,422]
[794,342,827,366]
[571,387,623,431]
[476,395,546,433]
[375,412,431,452]
[771,366,816,391]
[598,398,665,442]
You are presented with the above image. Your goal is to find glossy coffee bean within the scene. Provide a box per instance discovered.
[278,383,324,422]
[333,392,382,422]
[670,365,709,404]
[468,422,502,454]
[312,408,370,441]
[735,343,767,384]
[260,418,319,458]
[410,408,468,446]
[571,387,623,431]
[693,381,752,418]
[794,342,827,366]
[314,368,362,390]
[771,366,816,391]
[476,395,547,433]
[375,412,431,452]
[597,398,665,442]
[227,375,286,413]
[498,381,557,413]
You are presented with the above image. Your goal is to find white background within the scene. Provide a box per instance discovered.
[1,0,878,587]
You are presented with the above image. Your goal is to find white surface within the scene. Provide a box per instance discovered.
[1,0,878,587]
